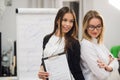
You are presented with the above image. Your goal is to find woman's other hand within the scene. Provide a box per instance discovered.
[97,59,107,68]
[97,59,113,72]
[38,66,49,80]
[108,55,114,65]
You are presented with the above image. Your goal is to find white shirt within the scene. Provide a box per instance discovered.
[43,34,65,58]
[80,39,119,80]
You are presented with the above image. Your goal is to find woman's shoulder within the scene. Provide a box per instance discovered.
[71,38,80,44]
[43,34,52,49]
[81,39,90,44]
[69,38,81,49]
[43,34,52,40]
[80,39,93,48]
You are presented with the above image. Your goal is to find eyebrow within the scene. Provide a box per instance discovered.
[62,18,74,21]
[89,24,101,26]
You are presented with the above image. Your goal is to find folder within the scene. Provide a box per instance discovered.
[42,52,72,80]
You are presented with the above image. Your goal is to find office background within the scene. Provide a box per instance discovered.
[0,0,120,80]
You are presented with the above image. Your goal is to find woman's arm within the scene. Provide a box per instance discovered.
[97,59,113,72]
[38,35,50,80]
[81,42,110,80]
[103,45,119,71]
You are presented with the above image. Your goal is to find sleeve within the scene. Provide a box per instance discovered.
[41,35,50,65]
[109,58,119,71]
[43,35,48,50]
[103,45,119,71]
[81,42,110,80]
[41,36,46,65]
[68,40,85,80]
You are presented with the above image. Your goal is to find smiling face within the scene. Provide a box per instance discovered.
[87,18,102,38]
[56,12,74,36]
[61,13,74,34]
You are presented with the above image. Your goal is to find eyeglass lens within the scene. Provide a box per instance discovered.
[88,25,102,31]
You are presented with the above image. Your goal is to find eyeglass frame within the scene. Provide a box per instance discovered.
[87,25,102,31]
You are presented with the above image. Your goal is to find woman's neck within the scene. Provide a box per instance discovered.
[91,38,98,44]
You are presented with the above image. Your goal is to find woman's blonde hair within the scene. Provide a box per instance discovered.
[82,10,104,44]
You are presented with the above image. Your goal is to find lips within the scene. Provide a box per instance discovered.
[92,33,97,35]
[63,26,70,31]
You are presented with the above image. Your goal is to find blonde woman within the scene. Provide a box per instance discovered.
[80,10,120,80]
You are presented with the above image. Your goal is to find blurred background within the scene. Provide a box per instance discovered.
[0,0,120,80]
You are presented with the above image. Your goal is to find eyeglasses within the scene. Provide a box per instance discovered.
[87,25,102,31]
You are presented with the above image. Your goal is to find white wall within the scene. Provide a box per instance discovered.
[93,0,120,49]
[80,0,120,49]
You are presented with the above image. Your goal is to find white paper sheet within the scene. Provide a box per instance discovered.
[43,54,72,80]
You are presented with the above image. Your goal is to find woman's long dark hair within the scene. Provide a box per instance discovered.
[50,7,78,51]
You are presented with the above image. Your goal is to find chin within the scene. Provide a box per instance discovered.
[92,36,98,38]
[63,31,69,33]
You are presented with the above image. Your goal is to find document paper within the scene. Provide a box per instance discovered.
[43,54,72,80]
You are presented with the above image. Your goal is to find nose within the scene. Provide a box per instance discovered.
[93,28,98,31]
[66,21,70,26]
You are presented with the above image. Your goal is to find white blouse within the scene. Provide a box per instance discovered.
[43,34,65,58]
[80,39,120,80]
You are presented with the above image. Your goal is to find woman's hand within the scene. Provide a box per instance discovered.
[97,59,107,68]
[38,66,49,80]
[97,59,113,72]
[38,71,49,80]
[108,55,114,65]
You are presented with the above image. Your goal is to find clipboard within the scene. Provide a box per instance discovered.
[42,52,72,80]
